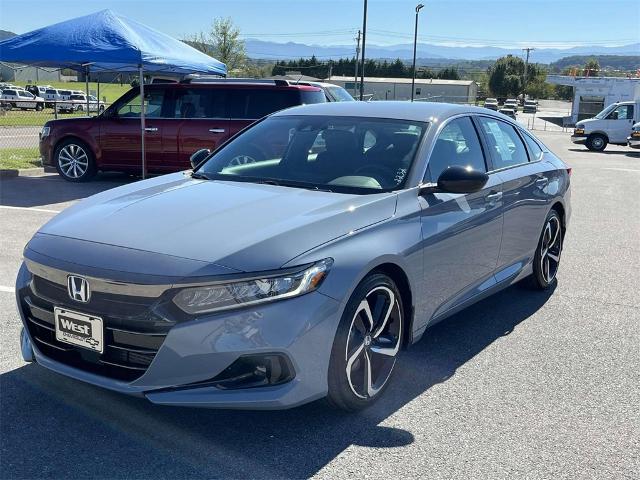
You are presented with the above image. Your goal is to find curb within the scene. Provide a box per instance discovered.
[0,167,48,178]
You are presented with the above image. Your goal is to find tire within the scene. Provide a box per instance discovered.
[528,209,563,290]
[35,103,43,111]
[54,138,96,182]
[586,133,607,152]
[327,273,404,411]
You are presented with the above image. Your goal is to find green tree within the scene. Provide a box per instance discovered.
[186,17,246,73]
[583,58,600,77]
[437,67,460,80]
[488,55,525,98]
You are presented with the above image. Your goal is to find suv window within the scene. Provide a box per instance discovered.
[18,91,32,97]
[427,116,486,181]
[46,89,57,95]
[229,89,301,119]
[478,117,528,169]
[174,88,226,119]
[522,131,543,161]
[59,90,72,96]
[117,90,165,118]
[4,90,17,95]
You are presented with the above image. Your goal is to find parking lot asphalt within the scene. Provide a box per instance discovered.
[0,133,638,479]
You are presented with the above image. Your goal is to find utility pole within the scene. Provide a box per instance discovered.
[411,4,425,102]
[359,0,368,100]
[354,30,361,97]
[522,47,534,99]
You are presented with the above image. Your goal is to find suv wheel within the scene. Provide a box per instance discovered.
[586,133,607,152]
[54,139,96,182]
[327,273,403,411]
[35,103,43,111]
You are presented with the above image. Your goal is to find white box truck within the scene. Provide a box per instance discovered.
[571,100,640,151]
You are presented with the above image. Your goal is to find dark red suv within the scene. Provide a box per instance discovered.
[40,80,326,181]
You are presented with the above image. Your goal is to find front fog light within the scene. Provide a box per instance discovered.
[173,258,333,314]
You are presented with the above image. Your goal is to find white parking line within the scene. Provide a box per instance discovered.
[0,286,15,293]
[603,168,640,173]
[0,205,60,214]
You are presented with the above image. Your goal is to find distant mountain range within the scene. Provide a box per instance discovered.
[246,39,640,64]
[0,30,17,41]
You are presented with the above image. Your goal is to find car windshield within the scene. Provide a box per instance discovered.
[198,115,427,193]
[595,104,617,119]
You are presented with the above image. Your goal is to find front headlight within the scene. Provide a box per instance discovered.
[40,126,50,138]
[172,258,333,314]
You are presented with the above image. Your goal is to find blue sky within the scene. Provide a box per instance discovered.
[1,0,639,48]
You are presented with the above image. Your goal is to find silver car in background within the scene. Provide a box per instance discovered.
[16,102,571,410]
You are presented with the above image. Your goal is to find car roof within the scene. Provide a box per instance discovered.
[271,101,494,122]
[150,81,321,92]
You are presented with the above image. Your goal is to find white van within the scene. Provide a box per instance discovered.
[571,100,640,151]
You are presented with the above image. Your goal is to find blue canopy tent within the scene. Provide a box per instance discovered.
[0,9,226,177]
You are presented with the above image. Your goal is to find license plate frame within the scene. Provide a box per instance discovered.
[54,307,104,354]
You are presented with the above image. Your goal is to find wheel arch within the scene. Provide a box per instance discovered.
[53,134,97,161]
[368,262,414,350]
[588,130,609,142]
[550,201,567,244]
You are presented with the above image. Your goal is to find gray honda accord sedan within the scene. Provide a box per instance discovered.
[16,102,571,410]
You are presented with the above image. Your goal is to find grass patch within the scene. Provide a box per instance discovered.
[0,110,86,127]
[0,147,42,170]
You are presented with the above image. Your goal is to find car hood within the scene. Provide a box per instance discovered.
[38,173,398,272]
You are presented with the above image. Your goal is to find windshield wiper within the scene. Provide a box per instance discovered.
[191,171,212,180]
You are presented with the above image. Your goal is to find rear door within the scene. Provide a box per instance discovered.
[475,116,552,281]
[227,88,302,161]
[173,87,228,170]
[419,116,503,322]
[99,87,170,171]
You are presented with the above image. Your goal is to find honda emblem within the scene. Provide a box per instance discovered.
[67,275,90,303]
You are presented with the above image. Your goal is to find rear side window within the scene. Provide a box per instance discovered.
[229,89,300,119]
[478,117,528,169]
[522,132,544,161]
[4,90,17,95]
[46,89,57,94]
[59,90,72,95]
[174,88,226,119]
[427,116,486,182]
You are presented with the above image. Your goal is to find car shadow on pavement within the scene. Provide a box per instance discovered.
[567,148,640,157]
[0,173,135,209]
[0,283,555,479]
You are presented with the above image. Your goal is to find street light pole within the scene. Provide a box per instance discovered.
[359,0,368,100]
[411,3,424,102]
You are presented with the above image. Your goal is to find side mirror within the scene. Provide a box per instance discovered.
[190,148,211,169]
[420,165,489,195]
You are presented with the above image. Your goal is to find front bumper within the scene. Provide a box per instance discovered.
[570,134,587,145]
[16,261,343,409]
[39,135,53,166]
[628,135,640,149]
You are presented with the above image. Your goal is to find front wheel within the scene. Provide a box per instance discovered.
[327,273,404,411]
[54,139,96,182]
[528,210,563,290]
[35,103,43,111]
[586,133,607,152]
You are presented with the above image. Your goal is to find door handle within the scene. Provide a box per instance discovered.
[144,127,158,132]
[535,177,549,186]
[486,191,502,202]
[209,128,226,133]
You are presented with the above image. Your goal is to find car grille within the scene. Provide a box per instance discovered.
[21,274,174,382]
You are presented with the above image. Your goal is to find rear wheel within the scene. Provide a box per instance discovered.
[54,138,96,182]
[327,273,403,411]
[586,133,607,152]
[528,210,563,290]
[35,103,43,111]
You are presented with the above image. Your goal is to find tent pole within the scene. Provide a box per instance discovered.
[139,65,146,179]
[85,66,90,115]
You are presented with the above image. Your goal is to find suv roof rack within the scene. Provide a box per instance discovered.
[181,75,290,87]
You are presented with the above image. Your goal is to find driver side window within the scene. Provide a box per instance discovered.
[608,105,633,120]
[427,116,486,182]
[117,90,165,118]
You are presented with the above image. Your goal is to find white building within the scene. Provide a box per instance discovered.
[546,75,640,123]
[327,76,478,104]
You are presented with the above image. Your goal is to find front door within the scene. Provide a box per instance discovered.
[419,116,503,324]
[99,87,170,172]
[605,104,636,143]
